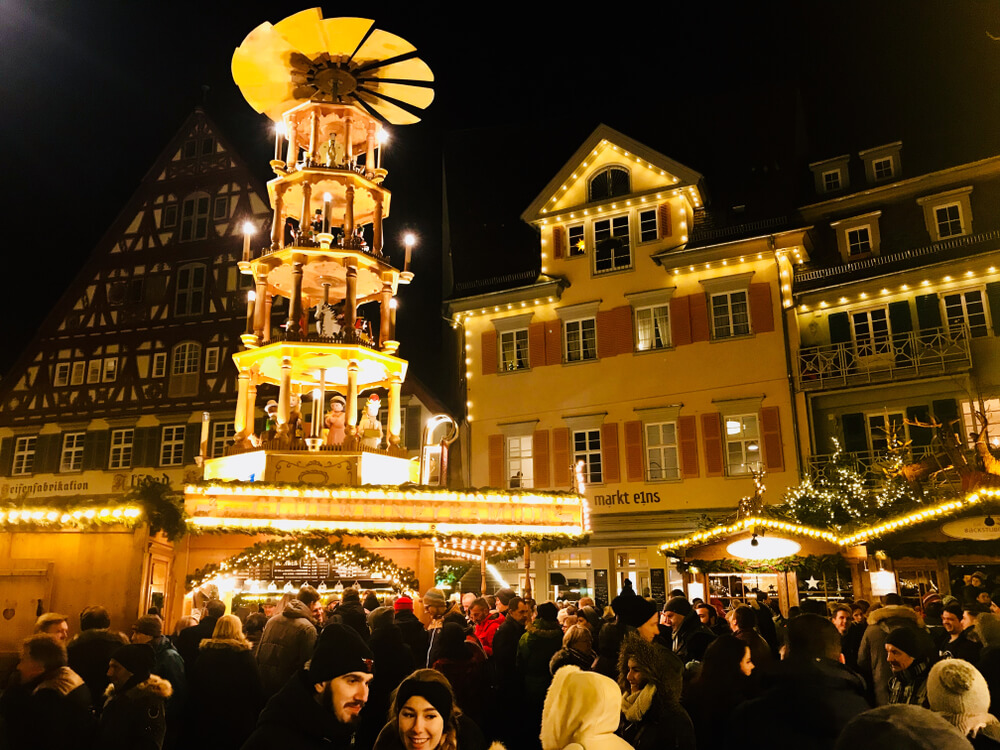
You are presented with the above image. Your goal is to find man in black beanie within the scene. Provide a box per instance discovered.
[662,596,714,662]
[100,642,173,749]
[886,626,936,706]
[242,623,375,749]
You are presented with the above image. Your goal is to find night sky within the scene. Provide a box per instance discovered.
[2,1,1000,399]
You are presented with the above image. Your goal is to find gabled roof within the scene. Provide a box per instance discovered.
[520,124,706,224]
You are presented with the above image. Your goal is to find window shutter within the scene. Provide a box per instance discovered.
[488,434,504,488]
[987,282,1000,336]
[624,420,644,482]
[748,283,774,333]
[545,320,563,366]
[481,330,497,375]
[657,203,672,239]
[915,294,942,330]
[906,405,932,447]
[601,422,620,483]
[888,300,913,333]
[828,312,852,345]
[670,296,692,347]
[38,434,61,473]
[405,405,422,450]
[690,293,710,342]
[83,431,109,472]
[597,309,616,359]
[552,428,571,487]
[678,415,699,478]
[932,399,960,429]
[0,437,12,474]
[760,406,784,472]
[841,413,868,453]
[183,426,201,464]
[528,322,546,368]
[701,413,725,477]
[135,427,159,468]
[613,306,634,355]
[552,226,565,260]
[533,429,550,488]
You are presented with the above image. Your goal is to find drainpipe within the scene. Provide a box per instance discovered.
[772,235,805,478]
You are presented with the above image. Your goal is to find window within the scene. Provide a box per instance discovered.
[71,362,86,386]
[499,329,529,371]
[594,216,631,273]
[205,346,220,374]
[54,362,70,387]
[152,352,167,378]
[639,209,658,243]
[211,422,235,458]
[181,140,197,159]
[822,169,842,192]
[851,308,891,356]
[213,196,229,219]
[589,167,630,202]
[87,360,102,384]
[635,305,670,351]
[109,429,134,470]
[507,435,533,489]
[161,204,178,228]
[565,318,597,362]
[868,412,905,453]
[935,204,964,239]
[573,429,602,484]
[873,157,894,181]
[711,291,750,339]
[60,432,85,472]
[725,414,759,476]
[179,195,210,242]
[201,137,215,155]
[103,357,118,383]
[645,422,678,480]
[172,342,201,376]
[567,225,585,256]
[175,263,206,316]
[846,227,872,256]
[943,290,989,338]
[12,436,37,476]
[160,425,186,466]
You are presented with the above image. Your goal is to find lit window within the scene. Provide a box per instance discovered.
[943,290,989,338]
[53,362,70,387]
[103,358,118,383]
[152,352,167,379]
[71,362,86,386]
[179,196,210,242]
[711,291,750,339]
[499,329,529,371]
[211,422,235,458]
[60,432,85,472]
[109,429,134,470]
[635,304,670,351]
[507,435,533,489]
[565,318,597,362]
[573,429,602,484]
[594,216,631,273]
[846,227,872,256]
[567,225,586,256]
[822,170,841,192]
[160,425,186,467]
[175,263,206,316]
[639,209,658,243]
[725,415,759,475]
[935,204,964,239]
[12,436,37,476]
[589,167,630,202]
[646,422,678,480]
[873,157,894,181]
[852,308,891,356]
[205,346,220,374]
[87,360,102,384]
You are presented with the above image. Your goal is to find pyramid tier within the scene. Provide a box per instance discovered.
[267,167,390,230]
[232,340,407,391]
[248,246,398,305]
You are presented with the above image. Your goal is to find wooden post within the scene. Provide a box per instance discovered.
[481,548,487,595]
[523,544,532,599]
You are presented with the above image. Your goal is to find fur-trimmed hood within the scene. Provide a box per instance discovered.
[616,635,683,704]
[105,673,173,702]
[33,666,85,697]
[868,605,922,630]
[199,637,251,651]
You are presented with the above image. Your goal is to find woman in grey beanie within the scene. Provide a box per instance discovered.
[927,658,1000,748]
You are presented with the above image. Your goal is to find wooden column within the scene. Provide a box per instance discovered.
[524,544,532,599]
[345,183,355,238]
[373,192,384,255]
[346,361,359,430]
[270,191,284,250]
[234,370,250,436]
[366,126,375,175]
[287,260,304,339]
[285,123,298,167]
[345,262,358,331]
[246,378,258,439]
[263,294,273,343]
[277,356,292,426]
[308,110,319,164]
[253,270,268,340]
[379,276,393,350]
[300,182,313,233]
[344,116,353,164]
[388,372,402,446]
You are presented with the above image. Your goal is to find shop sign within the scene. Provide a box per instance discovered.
[0,468,187,500]
[588,485,664,513]
[941,516,1000,541]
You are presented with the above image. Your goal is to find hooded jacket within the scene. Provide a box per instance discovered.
[616,635,695,750]
[540,665,633,750]
[474,611,503,656]
[255,598,318,696]
[99,673,172,750]
[190,637,265,748]
[858,605,923,705]
[518,616,564,711]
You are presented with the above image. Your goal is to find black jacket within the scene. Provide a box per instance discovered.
[67,627,129,714]
[672,613,715,662]
[333,598,370,641]
[99,674,172,750]
[189,638,265,750]
[492,616,525,691]
[175,616,219,669]
[357,625,417,750]
[0,666,95,749]
[394,610,429,659]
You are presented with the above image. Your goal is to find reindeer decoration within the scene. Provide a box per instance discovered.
[896,406,1000,494]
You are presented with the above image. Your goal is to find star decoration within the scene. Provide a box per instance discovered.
[805,576,820,590]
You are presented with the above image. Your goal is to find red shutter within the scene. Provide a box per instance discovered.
[658,203,672,239]
[488,433,504,488]
[528,322,546,368]
[701,413,725,477]
[613,305,634,355]
[678,415,699,478]
[601,422,620,484]
[545,320,563,365]
[481,330,497,375]
[761,406,784,472]
[552,428,571,487]
[690,293,710,342]
[748,283,775,333]
[597,309,615,359]
[670,295,692,347]
[533,429,550,488]
[624,420,644,482]
[552,226,565,259]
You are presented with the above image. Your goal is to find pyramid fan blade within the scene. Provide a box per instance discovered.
[359,81,434,110]
[320,17,375,59]
[271,7,328,59]
[349,94,388,124]
[232,26,303,118]
[360,57,433,83]
[351,28,417,66]
[356,91,421,125]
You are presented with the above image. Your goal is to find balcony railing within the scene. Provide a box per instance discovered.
[796,326,972,391]
[805,447,962,494]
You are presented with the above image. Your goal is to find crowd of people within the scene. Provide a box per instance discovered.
[5,579,1000,750]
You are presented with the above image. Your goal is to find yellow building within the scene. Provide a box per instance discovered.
[447,126,806,603]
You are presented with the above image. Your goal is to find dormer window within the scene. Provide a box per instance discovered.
[830,211,882,261]
[846,227,872,256]
[872,157,894,181]
[589,167,630,202]
[822,170,842,192]
[859,141,902,185]
[917,187,973,242]
[809,155,850,196]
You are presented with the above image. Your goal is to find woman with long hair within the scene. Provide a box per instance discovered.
[616,634,695,750]
[550,624,595,674]
[681,634,755,750]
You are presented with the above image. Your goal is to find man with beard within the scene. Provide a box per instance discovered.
[241,623,374,749]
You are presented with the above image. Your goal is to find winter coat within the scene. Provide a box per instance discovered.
[616,635,693,750]
[99,673,172,750]
[433,642,489,725]
[148,635,186,720]
[683,674,753,750]
[493,616,526,692]
[175,615,219,669]
[540,665,633,750]
[474,612,503,656]
[754,601,780,654]
[727,656,871,750]
[333,598,370,641]
[189,638,265,750]
[372,713,492,750]
[394,609,429,659]
[620,690,696,750]
[357,625,417,750]
[517,617,564,712]
[938,629,983,663]
[980,647,1000,715]
[857,605,923,705]
[670,613,715,662]
[551,647,593,675]
[67,627,129,714]
[595,621,627,678]
[240,670,360,750]
[255,599,318,696]
[0,666,95,749]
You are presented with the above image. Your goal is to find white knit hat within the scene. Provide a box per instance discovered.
[927,658,995,737]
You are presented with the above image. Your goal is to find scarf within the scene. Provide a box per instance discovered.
[621,683,656,722]
[943,710,1000,741]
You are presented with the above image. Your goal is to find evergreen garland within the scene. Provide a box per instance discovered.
[683,554,850,574]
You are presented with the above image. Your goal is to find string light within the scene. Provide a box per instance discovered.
[0,505,143,530]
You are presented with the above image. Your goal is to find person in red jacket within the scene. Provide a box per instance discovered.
[469,597,503,657]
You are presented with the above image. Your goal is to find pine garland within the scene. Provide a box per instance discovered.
[682,554,850,574]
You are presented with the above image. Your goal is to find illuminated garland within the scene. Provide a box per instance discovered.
[188,536,416,591]
[679,554,850,574]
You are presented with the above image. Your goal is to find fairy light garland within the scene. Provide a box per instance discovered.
[0,505,143,530]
